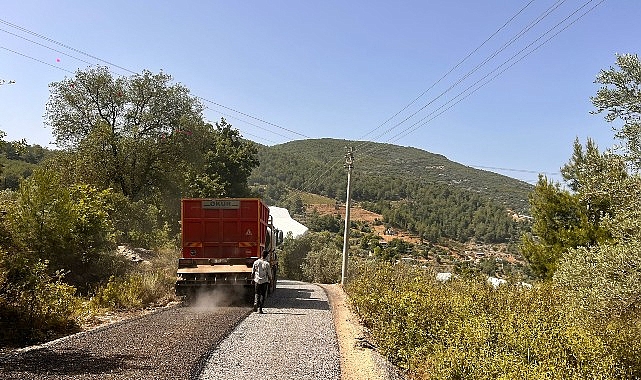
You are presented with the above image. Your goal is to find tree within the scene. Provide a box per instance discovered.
[185,118,259,198]
[306,209,342,233]
[520,176,595,279]
[526,54,641,316]
[521,120,635,280]
[6,167,126,292]
[278,233,311,281]
[45,68,260,237]
[554,175,641,317]
[592,53,641,172]
[45,66,204,201]
[301,246,342,283]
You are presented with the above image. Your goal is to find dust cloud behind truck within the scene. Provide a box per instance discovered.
[175,198,283,298]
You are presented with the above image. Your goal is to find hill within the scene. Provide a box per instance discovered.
[0,143,53,190]
[252,138,532,211]
[250,138,534,245]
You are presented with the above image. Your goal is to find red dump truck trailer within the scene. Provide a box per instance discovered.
[175,198,282,298]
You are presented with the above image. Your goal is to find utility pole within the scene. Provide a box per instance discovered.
[341,147,354,286]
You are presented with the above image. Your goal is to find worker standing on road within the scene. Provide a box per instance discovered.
[252,250,272,313]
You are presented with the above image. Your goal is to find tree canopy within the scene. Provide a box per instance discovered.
[44,66,259,234]
[521,53,641,319]
[45,66,204,200]
[592,53,641,171]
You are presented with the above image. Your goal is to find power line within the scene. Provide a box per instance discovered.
[0,26,95,67]
[387,0,606,145]
[471,165,560,176]
[202,105,293,141]
[355,0,538,144]
[197,96,310,140]
[0,17,136,75]
[355,0,570,154]
[0,45,74,74]
[0,18,308,143]
[356,0,605,168]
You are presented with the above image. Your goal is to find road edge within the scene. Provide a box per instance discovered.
[319,283,405,380]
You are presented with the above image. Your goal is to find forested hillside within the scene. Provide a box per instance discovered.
[0,141,52,190]
[250,138,533,244]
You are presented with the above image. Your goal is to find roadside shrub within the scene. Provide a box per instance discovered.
[108,194,176,249]
[6,168,124,293]
[301,247,341,283]
[0,250,81,346]
[346,261,640,379]
[554,240,641,318]
[279,231,343,281]
[90,247,179,310]
[90,271,173,310]
[278,232,311,281]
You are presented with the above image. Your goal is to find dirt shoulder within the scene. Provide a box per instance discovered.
[320,284,404,380]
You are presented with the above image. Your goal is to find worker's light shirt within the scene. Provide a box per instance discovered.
[252,258,271,284]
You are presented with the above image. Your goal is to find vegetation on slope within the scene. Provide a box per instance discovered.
[346,262,641,379]
[251,138,532,245]
[343,53,641,379]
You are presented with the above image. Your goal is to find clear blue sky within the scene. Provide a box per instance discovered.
[1,1,639,184]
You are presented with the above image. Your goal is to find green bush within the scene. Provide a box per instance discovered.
[278,232,311,281]
[90,270,174,310]
[301,247,342,283]
[108,193,176,249]
[90,247,179,310]
[0,250,81,346]
[279,231,343,281]
[554,241,641,318]
[346,261,641,379]
[6,168,126,293]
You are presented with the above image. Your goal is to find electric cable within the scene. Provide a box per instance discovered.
[0,45,74,74]
[356,0,538,144]
[354,0,569,154]
[0,18,307,144]
[0,18,137,75]
[356,0,605,178]
[0,26,95,67]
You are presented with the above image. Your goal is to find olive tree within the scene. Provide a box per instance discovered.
[45,66,204,201]
[592,53,641,172]
[45,67,260,241]
[552,54,641,316]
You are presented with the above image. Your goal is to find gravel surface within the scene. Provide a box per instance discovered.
[0,303,251,379]
[199,280,341,380]
[0,281,394,380]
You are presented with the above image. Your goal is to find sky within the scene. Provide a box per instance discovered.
[1,1,639,185]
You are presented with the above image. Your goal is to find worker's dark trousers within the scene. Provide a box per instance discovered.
[254,282,269,309]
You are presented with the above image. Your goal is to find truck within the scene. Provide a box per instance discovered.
[175,198,282,300]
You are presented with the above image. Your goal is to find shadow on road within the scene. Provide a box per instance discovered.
[0,348,149,376]
[268,281,330,311]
